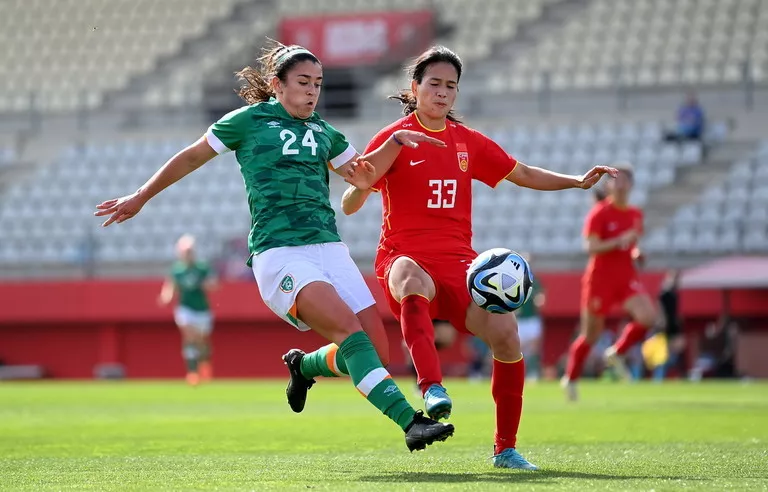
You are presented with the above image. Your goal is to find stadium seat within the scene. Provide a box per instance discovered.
[487,0,768,91]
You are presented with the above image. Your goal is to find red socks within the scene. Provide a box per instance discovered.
[566,321,649,382]
[492,357,525,453]
[565,335,591,381]
[400,295,441,394]
[614,321,649,355]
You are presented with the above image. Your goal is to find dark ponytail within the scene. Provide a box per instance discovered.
[388,45,463,123]
[236,40,321,105]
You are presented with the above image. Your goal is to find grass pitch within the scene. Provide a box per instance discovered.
[0,379,766,491]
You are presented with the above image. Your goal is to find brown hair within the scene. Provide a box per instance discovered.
[236,40,321,105]
[389,45,463,122]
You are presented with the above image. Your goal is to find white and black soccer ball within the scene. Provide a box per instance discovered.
[466,248,534,314]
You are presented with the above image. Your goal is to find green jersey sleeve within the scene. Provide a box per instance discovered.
[323,122,357,169]
[205,106,251,154]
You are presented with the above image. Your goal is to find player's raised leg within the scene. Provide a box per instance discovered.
[563,308,605,401]
[283,304,391,412]
[282,243,394,412]
[293,303,390,378]
[388,256,451,420]
[465,304,537,470]
[604,292,657,380]
[296,280,453,451]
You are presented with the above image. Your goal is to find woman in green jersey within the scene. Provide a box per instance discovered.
[95,41,453,452]
[159,234,217,386]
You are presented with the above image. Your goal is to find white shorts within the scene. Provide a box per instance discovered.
[517,316,543,345]
[174,306,214,335]
[251,241,376,331]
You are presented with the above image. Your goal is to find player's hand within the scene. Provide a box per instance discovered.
[393,130,447,149]
[94,192,147,227]
[344,158,376,190]
[576,166,619,190]
[616,229,639,249]
[632,247,646,268]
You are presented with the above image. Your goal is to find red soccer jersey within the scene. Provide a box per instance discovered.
[366,113,517,260]
[583,198,644,281]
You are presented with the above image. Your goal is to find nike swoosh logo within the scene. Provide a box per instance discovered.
[410,160,425,166]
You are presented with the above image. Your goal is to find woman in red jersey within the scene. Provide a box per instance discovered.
[341,45,617,469]
[561,163,657,401]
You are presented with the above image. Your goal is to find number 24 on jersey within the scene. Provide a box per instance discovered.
[280,129,318,156]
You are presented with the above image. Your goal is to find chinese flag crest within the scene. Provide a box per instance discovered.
[456,143,468,172]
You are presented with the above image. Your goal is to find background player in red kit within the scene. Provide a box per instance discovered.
[341,45,616,470]
[562,163,657,401]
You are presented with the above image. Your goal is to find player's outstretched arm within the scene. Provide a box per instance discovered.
[506,163,618,191]
[341,184,372,215]
[584,230,639,255]
[334,130,444,188]
[360,130,446,177]
[94,136,217,226]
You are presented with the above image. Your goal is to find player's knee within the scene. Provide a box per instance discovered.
[581,322,602,344]
[390,258,433,299]
[637,309,657,328]
[583,330,601,345]
[487,329,521,361]
[395,274,432,300]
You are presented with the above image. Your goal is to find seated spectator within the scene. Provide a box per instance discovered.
[665,91,705,143]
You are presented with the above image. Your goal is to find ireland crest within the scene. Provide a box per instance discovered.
[279,274,295,293]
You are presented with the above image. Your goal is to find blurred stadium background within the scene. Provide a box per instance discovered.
[0,0,767,381]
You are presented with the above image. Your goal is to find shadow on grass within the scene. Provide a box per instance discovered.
[359,470,711,484]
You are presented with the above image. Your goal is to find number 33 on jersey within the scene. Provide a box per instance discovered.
[365,113,518,251]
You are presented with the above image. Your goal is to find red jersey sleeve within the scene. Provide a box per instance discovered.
[469,129,518,188]
[583,203,606,238]
[364,127,396,192]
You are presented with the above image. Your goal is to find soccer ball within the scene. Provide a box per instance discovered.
[466,248,534,314]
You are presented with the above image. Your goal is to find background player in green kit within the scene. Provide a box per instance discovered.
[159,234,217,386]
[94,41,454,452]
[515,253,546,381]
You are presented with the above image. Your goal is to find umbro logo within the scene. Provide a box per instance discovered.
[267,121,281,128]
[409,160,425,166]
[383,384,400,396]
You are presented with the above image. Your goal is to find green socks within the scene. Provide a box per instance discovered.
[339,331,415,431]
[300,344,348,378]
[182,343,200,373]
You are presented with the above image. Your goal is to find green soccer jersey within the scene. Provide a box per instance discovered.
[516,282,542,320]
[205,99,356,259]
[171,260,211,312]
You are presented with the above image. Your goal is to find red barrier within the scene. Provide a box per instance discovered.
[279,11,434,68]
[0,273,765,378]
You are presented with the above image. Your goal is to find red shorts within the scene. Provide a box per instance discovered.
[375,250,474,334]
[581,273,646,316]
